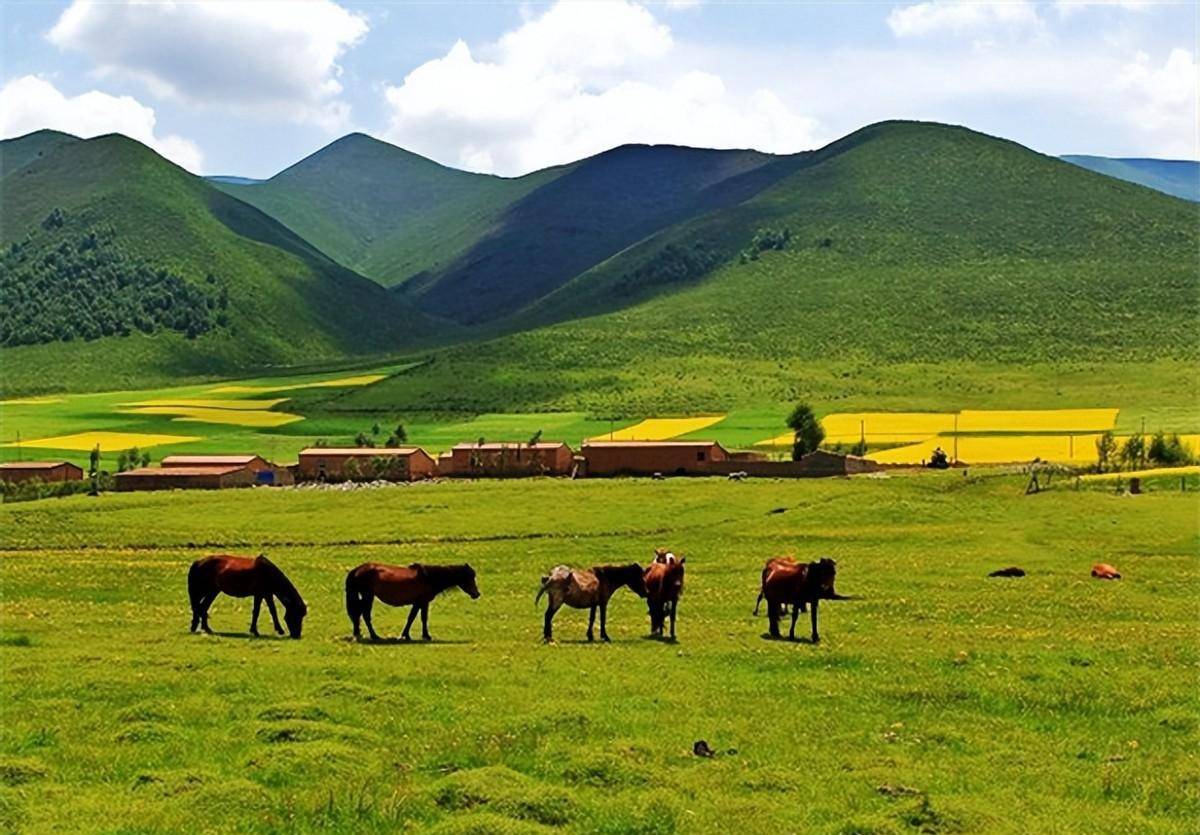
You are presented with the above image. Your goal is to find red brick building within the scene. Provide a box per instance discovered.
[296,447,436,482]
[115,465,256,492]
[160,454,291,485]
[580,441,729,476]
[0,461,84,484]
[439,442,575,477]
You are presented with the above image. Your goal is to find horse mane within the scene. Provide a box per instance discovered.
[256,555,304,608]
[412,563,473,584]
[593,563,642,581]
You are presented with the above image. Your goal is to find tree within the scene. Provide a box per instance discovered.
[1095,431,1117,473]
[1148,432,1190,466]
[371,422,381,436]
[88,444,101,478]
[1119,434,1145,470]
[787,403,824,461]
[354,431,375,448]
[385,423,408,447]
[528,429,543,446]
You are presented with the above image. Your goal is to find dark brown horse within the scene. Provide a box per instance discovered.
[345,562,480,641]
[644,548,685,640]
[760,556,848,642]
[536,563,646,642]
[753,555,797,616]
[188,554,307,638]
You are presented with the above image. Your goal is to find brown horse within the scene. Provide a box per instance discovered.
[760,556,847,642]
[188,554,307,638]
[345,562,480,641]
[753,555,798,616]
[644,548,685,640]
[536,563,646,642]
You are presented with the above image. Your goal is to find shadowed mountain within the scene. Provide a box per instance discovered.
[1061,155,1199,202]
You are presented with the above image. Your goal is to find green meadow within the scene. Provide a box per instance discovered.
[0,475,1196,833]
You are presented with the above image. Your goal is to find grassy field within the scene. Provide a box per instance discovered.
[1,475,1196,833]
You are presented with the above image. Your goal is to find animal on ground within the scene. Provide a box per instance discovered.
[988,566,1027,577]
[345,562,480,641]
[754,556,798,616]
[1091,563,1121,580]
[759,556,849,642]
[536,563,646,642]
[188,554,307,638]
[644,548,686,640]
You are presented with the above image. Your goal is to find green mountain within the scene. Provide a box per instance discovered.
[330,121,1199,415]
[1061,155,1199,202]
[214,133,561,289]
[0,130,443,394]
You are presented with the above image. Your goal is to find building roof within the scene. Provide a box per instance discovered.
[116,465,245,477]
[451,442,569,451]
[161,454,264,466]
[582,440,724,449]
[298,447,427,456]
[0,460,77,470]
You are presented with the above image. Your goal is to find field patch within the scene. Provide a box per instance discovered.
[208,374,386,394]
[2,430,202,451]
[1080,464,1200,482]
[122,406,303,428]
[125,398,289,411]
[589,415,725,442]
[871,434,1104,465]
[957,408,1118,432]
[0,398,64,406]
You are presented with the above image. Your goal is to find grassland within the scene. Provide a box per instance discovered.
[0,475,1196,833]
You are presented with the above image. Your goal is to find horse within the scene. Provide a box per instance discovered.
[1091,563,1121,580]
[753,556,798,616]
[345,562,480,641]
[759,556,848,642]
[188,554,307,639]
[535,563,646,642]
[644,548,685,640]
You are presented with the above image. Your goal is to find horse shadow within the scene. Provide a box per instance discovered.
[205,631,287,641]
[641,634,679,644]
[347,636,471,646]
[760,632,818,644]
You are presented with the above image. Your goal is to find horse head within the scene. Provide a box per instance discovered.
[625,563,648,597]
[284,597,308,639]
[458,564,481,599]
[810,557,838,594]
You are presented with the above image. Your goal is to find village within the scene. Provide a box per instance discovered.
[0,439,885,492]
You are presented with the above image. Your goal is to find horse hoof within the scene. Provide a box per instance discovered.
[422,635,432,642]
[601,636,611,643]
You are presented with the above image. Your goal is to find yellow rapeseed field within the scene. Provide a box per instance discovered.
[208,374,386,394]
[0,397,65,405]
[123,406,303,428]
[589,416,725,441]
[125,398,288,410]
[956,408,1118,433]
[871,434,1104,465]
[1080,465,1200,482]
[4,431,201,451]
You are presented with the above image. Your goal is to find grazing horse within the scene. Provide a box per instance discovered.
[188,554,307,639]
[753,556,798,616]
[760,556,847,642]
[1091,563,1121,580]
[536,563,646,642]
[345,562,480,641]
[644,548,685,640]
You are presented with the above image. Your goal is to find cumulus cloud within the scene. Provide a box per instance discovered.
[382,0,819,175]
[887,1,1041,38]
[0,75,203,171]
[1113,48,1198,159]
[47,0,367,128]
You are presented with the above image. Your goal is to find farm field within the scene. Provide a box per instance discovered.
[0,476,1196,833]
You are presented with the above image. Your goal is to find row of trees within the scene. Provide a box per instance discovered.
[1096,431,1194,472]
[1,214,228,346]
[351,423,409,449]
[739,227,792,264]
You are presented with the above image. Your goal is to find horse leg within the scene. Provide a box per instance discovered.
[586,606,597,642]
[265,596,284,635]
[250,596,262,636]
[788,602,800,641]
[600,601,611,642]
[543,601,561,643]
[402,605,420,641]
[669,598,677,641]
[810,598,820,644]
[767,600,781,639]
[200,592,217,634]
[361,593,381,642]
[420,603,431,641]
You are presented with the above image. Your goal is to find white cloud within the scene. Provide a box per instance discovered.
[1113,48,1198,159]
[0,75,203,171]
[47,0,367,129]
[1053,1,1151,17]
[887,1,1041,38]
[382,1,819,175]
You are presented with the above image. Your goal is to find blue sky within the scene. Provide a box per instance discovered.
[2,1,1196,177]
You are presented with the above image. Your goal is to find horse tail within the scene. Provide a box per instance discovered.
[752,590,764,616]
[345,568,361,626]
[187,560,205,610]
[534,575,550,607]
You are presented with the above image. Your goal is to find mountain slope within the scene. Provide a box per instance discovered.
[0,131,443,394]
[1061,155,1199,202]
[332,121,1199,415]
[214,133,562,288]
